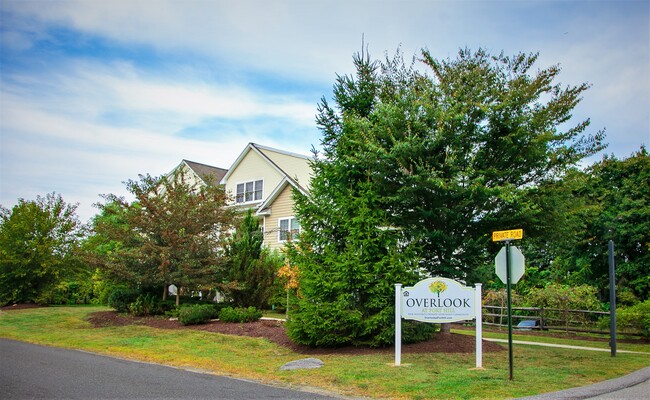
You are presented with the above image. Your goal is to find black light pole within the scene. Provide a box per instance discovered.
[609,240,616,357]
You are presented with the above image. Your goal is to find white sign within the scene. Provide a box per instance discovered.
[395,279,483,369]
[495,246,525,284]
[401,277,476,323]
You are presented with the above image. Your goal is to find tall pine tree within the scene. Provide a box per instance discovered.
[286,51,428,347]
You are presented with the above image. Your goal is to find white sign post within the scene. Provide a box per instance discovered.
[395,277,483,368]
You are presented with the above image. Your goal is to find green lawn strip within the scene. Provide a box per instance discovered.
[261,310,287,319]
[2,307,649,399]
[453,327,650,353]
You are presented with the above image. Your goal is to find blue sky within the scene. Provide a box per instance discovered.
[1,0,648,223]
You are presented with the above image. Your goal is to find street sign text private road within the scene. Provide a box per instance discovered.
[492,229,523,242]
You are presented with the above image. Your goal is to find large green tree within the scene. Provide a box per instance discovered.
[543,148,650,299]
[0,193,86,305]
[288,47,604,347]
[91,170,235,304]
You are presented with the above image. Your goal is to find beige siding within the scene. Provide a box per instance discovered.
[224,150,283,206]
[178,163,203,189]
[258,148,312,188]
[263,185,298,251]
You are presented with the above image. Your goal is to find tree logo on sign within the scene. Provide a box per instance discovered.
[429,280,448,297]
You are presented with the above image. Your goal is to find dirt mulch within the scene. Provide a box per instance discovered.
[87,310,504,355]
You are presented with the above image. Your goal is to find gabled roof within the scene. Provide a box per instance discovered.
[220,143,311,185]
[176,159,228,186]
[255,176,308,216]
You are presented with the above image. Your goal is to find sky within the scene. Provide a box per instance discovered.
[1,0,649,223]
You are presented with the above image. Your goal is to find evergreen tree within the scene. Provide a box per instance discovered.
[286,51,428,347]
[288,47,605,346]
[219,209,281,308]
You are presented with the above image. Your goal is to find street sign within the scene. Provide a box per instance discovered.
[494,242,526,380]
[492,229,523,242]
[495,245,525,284]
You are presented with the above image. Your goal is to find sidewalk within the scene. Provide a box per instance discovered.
[484,338,649,355]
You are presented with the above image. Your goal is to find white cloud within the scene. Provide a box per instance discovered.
[1,0,648,221]
[0,56,318,222]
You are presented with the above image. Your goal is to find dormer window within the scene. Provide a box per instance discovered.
[236,180,263,203]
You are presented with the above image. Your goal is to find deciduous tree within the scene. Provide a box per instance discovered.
[91,170,235,304]
[0,193,85,304]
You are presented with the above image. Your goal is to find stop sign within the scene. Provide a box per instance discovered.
[495,245,525,284]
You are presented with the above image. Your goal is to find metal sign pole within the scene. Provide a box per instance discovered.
[506,240,514,381]
[609,241,616,357]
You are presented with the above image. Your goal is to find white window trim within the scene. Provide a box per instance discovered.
[278,216,300,243]
[234,178,264,204]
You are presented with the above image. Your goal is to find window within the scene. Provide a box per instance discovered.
[279,217,300,242]
[235,180,263,203]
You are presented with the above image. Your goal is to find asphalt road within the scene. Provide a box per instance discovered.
[0,339,343,400]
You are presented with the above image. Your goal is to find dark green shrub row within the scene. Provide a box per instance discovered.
[178,304,219,325]
[218,306,262,323]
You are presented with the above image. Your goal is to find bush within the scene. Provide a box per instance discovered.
[614,300,650,338]
[402,321,438,344]
[92,270,123,305]
[218,306,262,323]
[178,304,218,326]
[36,280,94,305]
[525,284,602,327]
[129,294,161,316]
[107,288,140,313]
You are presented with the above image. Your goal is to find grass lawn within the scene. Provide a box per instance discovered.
[1,306,649,399]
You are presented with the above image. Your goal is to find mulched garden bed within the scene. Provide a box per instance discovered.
[87,310,505,355]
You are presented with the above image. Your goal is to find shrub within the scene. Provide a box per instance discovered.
[36,280,94,305]
[92,270,123,305]
[107,288,140,313]
[525,284,602,328]
[129,294,161,316]
[218,306,262,323]
[614,300,650,338]
[178,304,218,326]
[402,321,438,344]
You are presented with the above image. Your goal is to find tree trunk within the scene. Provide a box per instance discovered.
[162,285,167,301]
[176,287,180,306]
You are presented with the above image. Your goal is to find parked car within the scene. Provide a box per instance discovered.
[515,319,540,330]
